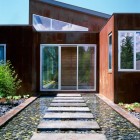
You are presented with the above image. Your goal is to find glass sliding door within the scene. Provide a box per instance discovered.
[78,46,95,90]
[41,46,59,90]
[40,45,96,91]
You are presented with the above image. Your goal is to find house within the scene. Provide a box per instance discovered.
[0,0,140,103]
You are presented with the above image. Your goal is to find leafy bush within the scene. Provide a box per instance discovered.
[0,61,22,97]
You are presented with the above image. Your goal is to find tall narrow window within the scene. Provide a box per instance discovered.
[118,31,140,71]
[108,33,112,71]
[0,44,6,63]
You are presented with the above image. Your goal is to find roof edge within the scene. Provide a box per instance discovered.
[36,0,111,19]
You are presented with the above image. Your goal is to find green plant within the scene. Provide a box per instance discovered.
[0,60,22,97]
[124,104,134,112]
[23,94,30,99]
[118,102,124,106]
[13,95,21,100]
[6,96,13,102]
[133,102,140,107]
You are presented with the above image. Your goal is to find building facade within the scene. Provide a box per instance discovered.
[0,0,140,103]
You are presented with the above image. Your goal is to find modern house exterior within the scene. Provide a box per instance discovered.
[0,0,140,103]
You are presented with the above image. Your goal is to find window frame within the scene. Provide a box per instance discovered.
[108,32,112,72]
[0,44,6,64]
[118,31,140,72]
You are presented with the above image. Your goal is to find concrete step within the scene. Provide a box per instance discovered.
[52,100,85,103]
[54,97,83,100]
[37,120,100,131]
[31,133,107,140]
[50,103,87,107]
[57,94,81,97]
[43,112,94,119]
[47,107,90,112]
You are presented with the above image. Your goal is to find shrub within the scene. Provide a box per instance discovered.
[0,61,22,97]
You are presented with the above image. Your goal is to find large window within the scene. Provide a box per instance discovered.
[108,33,112,71]
[0,44,6,63]
[118,31,140,71]
[33,14,88,31]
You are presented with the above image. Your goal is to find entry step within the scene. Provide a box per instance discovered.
[47,107,90,112]
[52,100,85,103]
[57,94,81,97]
[31,133,107,140]
[50,103,87,107]
[54,97,83,100]
[43,112,94,119]
[37,120,100,131]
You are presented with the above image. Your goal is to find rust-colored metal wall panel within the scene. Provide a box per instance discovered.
[30,0,108,32]
[114,14,140,103]
[99,16,114,101]
[0,26,36,94]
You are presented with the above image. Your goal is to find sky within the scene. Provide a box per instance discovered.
[0,0,140,25]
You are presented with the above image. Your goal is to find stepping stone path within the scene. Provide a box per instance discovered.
[31,94,107,140]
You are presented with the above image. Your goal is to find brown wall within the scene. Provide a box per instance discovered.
[0,26,36,94]
[30,0,108,32]
[99,16,114,101]
[114,14,140,103]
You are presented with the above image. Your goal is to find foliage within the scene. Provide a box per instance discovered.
[133,102,140,107]
[0,61,22,97]
[124,104,134,112]
[121,36,134,69]
[118,102,124,106]
[23,94,30,99]
[13,95,21,100]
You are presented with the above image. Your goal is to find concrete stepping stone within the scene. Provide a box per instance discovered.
[52,100,85,103]
[57,94,81,97]
[31,133,107,140]
[43,112,94,119]
[50,103,87,107]
[54,97,83,100]
[47,107,90,112]
[37,120,100,131]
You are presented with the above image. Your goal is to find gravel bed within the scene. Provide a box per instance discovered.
[0,99,25,117]
[83,94,140,140]
[130,112,140,120]
[0,95,140,140]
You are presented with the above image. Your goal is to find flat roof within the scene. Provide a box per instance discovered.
[38,0,111,19]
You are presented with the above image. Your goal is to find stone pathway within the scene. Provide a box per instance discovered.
[30,94,107,140]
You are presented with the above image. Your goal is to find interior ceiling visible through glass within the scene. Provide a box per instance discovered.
[33,14,88,31]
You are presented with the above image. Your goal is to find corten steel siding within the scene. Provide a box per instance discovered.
[36,32,99,93]
[99,16,114,101]
[114,14,140,103]
[0,26,36,94]
[29,0,108,32]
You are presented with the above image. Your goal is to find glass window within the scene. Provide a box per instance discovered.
[118,31,140,71]
[78,46,95,90]
[33,14,88,31]
[136,32,140,70]
[108,33,112,71]
[0,44,6,63]
[41,46,59,90]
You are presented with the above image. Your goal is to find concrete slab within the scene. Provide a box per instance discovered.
[43,112,94,119]
[37,120,100,130]
[50,103,87,107]
[54,97,83,100]
[52,100,85,103]
[31,133,107,140]
[47,107,90,112]
[57,94,81,97]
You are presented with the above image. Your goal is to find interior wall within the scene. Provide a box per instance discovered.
[99,16,114,101]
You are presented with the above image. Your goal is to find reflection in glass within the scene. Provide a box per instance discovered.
[120,32,134,69]
[42,47,58,89]
[78,46,95,89]
[33,14,88,31]
[0,45,4,62]
[136,32,140,70]
[108,34,112,70]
